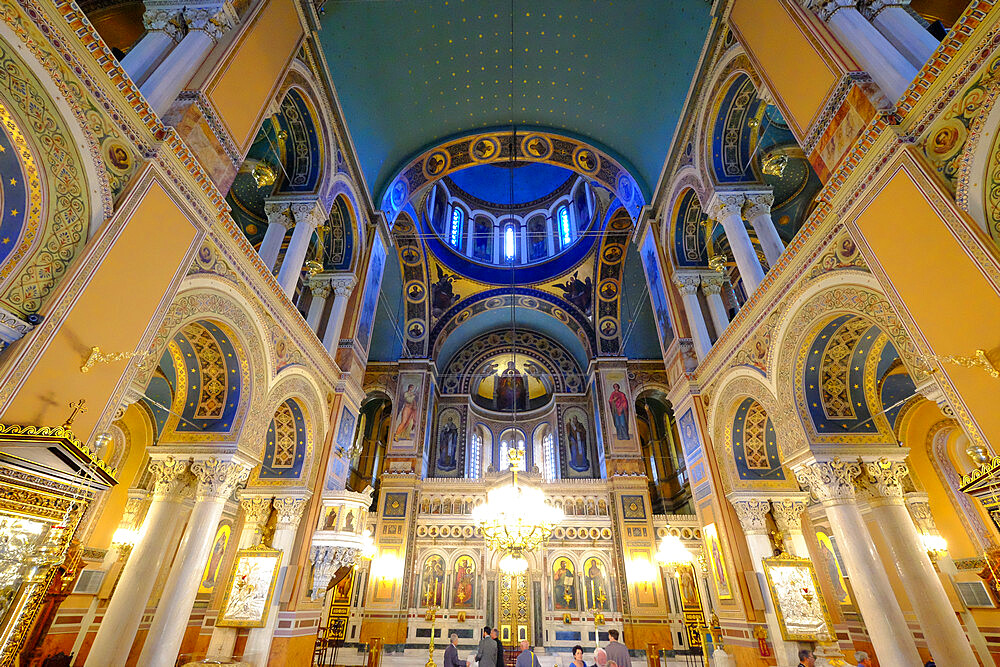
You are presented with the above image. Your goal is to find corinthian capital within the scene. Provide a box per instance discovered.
[148,457,194,501]
[770,497,809,534]
[310,544,361,599]
[706,192,745,221]
[331,275,358,298]
[142,9,184,42]
[794,459,861,505]
[858,458,909,504]
[742,192,775,220]
[263,201,295,229]
[239,494,273,526]
[699,272,726,295]
[731,498,771,536]
[183,4,238,43]
[273,495,310,528]
[308,278,332,301]
[289,199,327,230]
[859,0,909,20]
[806,0,857,21]
[191,458,251,501]
[672,273,701,296]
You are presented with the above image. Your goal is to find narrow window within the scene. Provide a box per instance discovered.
[504,224,516,261]
[558,205,572,247]
[469,432,482,479]
[450,207,464,248]
[543,431,556,482]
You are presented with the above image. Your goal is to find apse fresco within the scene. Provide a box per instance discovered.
[470,353,554,412]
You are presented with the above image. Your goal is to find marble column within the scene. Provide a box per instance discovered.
[795,459,921,666]
[770,496,810,557]
[731,498,800,667]
[242,495,310,665]
[84,458,193,667]
[699,273,730,337]
[808,0,916,102]
[276,200,326,298]
[860,459,978,665]
[260,202,294,272]
[862,0,939,70]
[742,192,785,269]
[672,273,712,360]
[140,4,237,115]
[707,192,765,294]
[122,8,183,85]
[306,278,331,331]
[322,275,358,353]
[137,458,251,667]
[204,495,274,661]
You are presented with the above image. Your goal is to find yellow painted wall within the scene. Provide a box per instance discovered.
[2,179,198,441]
[853,157,1000,448]
[206,0,304,152]
[729,0,843,140]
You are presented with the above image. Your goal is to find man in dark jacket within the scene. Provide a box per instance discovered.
[444,633,465,667]
[475,626,497,667]
[491,627,504,667]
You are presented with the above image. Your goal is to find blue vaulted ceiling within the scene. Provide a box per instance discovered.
[318,0,713,199]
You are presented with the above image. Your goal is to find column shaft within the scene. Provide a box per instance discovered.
[258,220,290,272]
[83,495,188,666]
[868,501,977,664]
[824,501,921,666]
[869,5,939,69]
[746,212,784,268]
[673,276,712,359]
[709,195,765,294]
[322,277,356,353]
[137,497,227,667]
[122,31,177,86]
[140,30,215,115]
[306,284,330,330]
[700,275,730,337]
[277,220,317,297]
[823,5,917,101]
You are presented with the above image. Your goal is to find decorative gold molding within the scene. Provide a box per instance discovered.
[80,346,149,374]
[924,349,1000,379]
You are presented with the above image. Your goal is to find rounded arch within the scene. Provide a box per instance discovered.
[705,71,767,185]
[666,185,710,269]
[135,283,271,451]
[771,274,927,449]
[250,368,328,485]
[327,173,367,263]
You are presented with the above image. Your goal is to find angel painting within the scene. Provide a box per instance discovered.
[431,266,462,318]
[554,271,593,316]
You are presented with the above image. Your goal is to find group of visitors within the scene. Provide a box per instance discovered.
[443,626,634,667]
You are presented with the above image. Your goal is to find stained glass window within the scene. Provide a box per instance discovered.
[558,205,572,247]
[450,207,464,248]
[504,224,516,261]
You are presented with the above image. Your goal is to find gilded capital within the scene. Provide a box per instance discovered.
[308,278,332,301]
[794,459,861,506]
[706,193,745,221]
[859,458,909,504]
[731,498,771,536]
[273,496,310,528]
[263,202,295,229]
[183,4,238,43]
[742,192,775,220]
[770,498,808,534]
[699,273,726,295]
[672,273,701,296]
[148,457,194,501]
[190,458,251,501]
[239,494,273,526]
[142,9,184,42]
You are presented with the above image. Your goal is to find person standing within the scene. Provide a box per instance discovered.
[476,626,497,667]
[571,645,588,667]
[514,640,541,667]
[604,629,632,667]
[491,628,504,667]
[444,633,466,667]
[798,649,816,667]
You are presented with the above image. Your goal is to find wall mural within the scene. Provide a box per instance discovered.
[559,405,592,477]
[453,555,476,608]
[198,521,232,595]
[704,523,732,600]
[552,556,578,610]
[421,554,446,607]
[392,373,423,445]
[433,406,465,476]
[583,557,610,611]
[355,234,386,353]
[639,227,675,354]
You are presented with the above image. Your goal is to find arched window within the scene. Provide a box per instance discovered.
[468,430,482,479]
[543,431,556,482]
[504,224,516,261]
[450,207,464,248]
[558,205,572,248]
[499,429,525,470]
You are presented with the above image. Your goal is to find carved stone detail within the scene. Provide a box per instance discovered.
[794,459,861,505]
[263,202,296,230]
[182,5,237,43]
[706,193,745,221]
[308,279,332,301]
[905,496,936,533]
[190,458,251,501]
[859,458,909,504]
[771,498,809,534]
[731,498,771,535]
[859,0,910,20]
[673,273,701,296]
[273,496,309,528]
[806,0,858,22]
[309,545,360,599]
[142,9,184,42]
[239,495,273,526]
[742,192,775,220]
[330,275,358,298]
[289,200,326,230]
[148,457,194,501]
[700,273,726,296]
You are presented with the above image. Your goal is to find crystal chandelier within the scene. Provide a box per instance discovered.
[473,448,563,574]
[655,531,694,570]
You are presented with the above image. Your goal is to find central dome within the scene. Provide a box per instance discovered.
[424,161,599,270]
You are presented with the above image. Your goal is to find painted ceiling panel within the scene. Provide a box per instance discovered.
[319,0,712,198]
